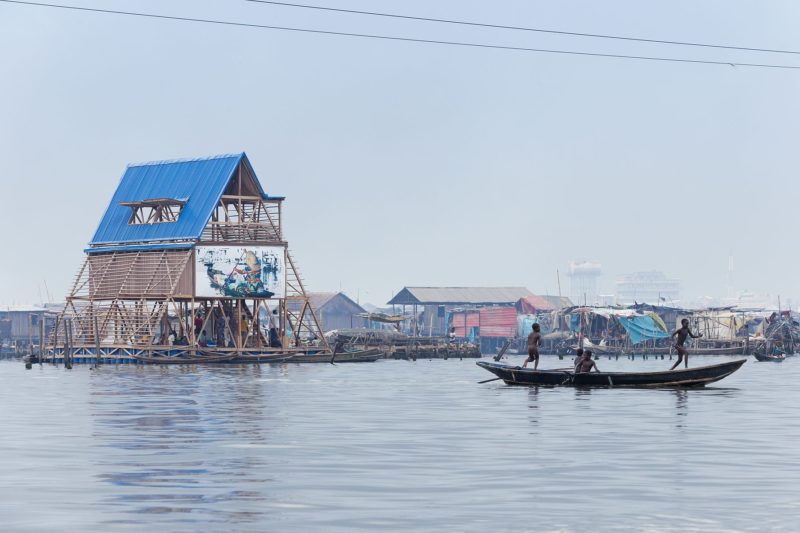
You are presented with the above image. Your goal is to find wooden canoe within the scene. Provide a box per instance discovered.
[477,359,746,388]
[752,353,786,362]
[288,347,384,363]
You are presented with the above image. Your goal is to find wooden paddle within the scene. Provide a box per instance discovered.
[493,339,512,361]
[329,340,343,365]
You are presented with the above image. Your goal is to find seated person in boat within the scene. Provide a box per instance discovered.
[575,350,599,373]
[573,348,584,367]
[670,318,702,370]
[522,323,541,369]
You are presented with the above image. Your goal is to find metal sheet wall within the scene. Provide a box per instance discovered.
[478,307,517,338]
[449,310,480,337]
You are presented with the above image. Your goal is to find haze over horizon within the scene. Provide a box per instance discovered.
[2,1,799,309]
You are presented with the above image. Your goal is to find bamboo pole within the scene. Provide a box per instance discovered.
[64,318,72,369]
[38,315,44,367]
[52,316,60,366]
[28,314,33,359]
[93,313,101,368]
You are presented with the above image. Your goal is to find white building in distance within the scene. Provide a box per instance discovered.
[615,271,680,305]
[567,260,602,306]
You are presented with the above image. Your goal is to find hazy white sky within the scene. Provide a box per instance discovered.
[2,0,800,308]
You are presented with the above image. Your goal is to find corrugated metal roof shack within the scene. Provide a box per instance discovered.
[388,287,533,336]
[478,307,518,353]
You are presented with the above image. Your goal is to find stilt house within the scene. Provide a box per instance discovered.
[48,153,325,360]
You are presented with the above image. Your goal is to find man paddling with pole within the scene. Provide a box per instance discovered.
[522,323,541,369]
[670,318,702,370]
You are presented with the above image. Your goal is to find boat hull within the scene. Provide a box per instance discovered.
[752,353,786,362]
[288,348,384,363]
[477,359,746,388]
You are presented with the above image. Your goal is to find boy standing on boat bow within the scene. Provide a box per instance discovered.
[670,318,702,370]
[523,323,541,369]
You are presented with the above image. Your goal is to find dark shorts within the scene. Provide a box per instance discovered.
[674,345,688,356]
[527,348,539,360]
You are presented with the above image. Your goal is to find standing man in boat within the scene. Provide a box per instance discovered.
[523,323,541,369]
[670,318,703,370]
[575,350,599,373]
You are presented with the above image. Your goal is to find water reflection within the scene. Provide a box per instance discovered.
[673,389,688,428]
[89,365,275,526]
[526,386,540,427]
[526,385,540,405]
[673,389,688,414]
[696,386,740,397]
[573,387,593,400]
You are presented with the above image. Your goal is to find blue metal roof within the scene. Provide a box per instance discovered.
[90,153,268,245]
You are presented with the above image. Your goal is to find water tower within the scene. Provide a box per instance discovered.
[567,260,602,306]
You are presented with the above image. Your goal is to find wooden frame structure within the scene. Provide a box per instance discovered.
[46,154,327,363]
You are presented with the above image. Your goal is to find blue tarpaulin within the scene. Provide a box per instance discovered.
[617,315,670,345]
[518,315,536,337]
[569,314,581,332]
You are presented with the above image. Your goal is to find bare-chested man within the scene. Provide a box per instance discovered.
[523,323,541,369]
[670,318,702,370]
[575,349,599,373]
[573,348,584,367]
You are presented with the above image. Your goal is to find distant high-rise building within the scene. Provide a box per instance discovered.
[567,260,602,306]
[615,271,680,305]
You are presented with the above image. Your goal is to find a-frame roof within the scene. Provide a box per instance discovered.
[307,292,366,314]
[90,153,275,246]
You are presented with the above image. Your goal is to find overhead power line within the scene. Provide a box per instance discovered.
[245,0,800,56]
[2,0,800,70]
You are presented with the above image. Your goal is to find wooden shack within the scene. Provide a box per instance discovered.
[307,292,367,332]
[0,306,58,352]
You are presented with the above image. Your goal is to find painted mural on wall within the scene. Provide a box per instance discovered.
[195,246,286,298]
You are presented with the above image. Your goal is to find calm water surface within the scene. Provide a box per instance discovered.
[1,355,799,532]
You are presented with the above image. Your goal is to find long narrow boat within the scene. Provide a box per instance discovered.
[752,352,786,362]
[477,359,746,388]
[288,347,384,363]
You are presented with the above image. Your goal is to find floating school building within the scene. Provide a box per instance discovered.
[45,153,326,363]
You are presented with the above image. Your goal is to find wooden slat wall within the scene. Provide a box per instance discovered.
[78,250,192,300]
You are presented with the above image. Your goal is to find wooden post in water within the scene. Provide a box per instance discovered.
[52,316,60,367]
[93,314,102,369]
[28,314,33,359]
[38,317,44,367]
[64,318,72,369]
[63,318,69,367]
